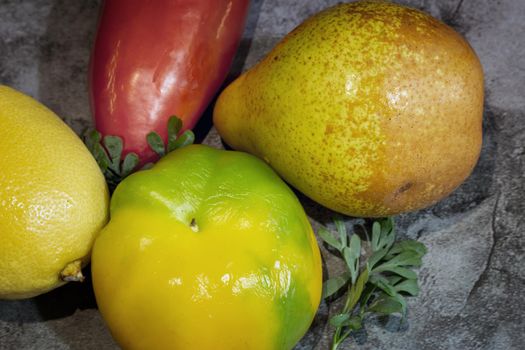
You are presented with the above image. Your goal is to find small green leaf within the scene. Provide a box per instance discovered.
[385,266,418,280]
[369,274,397,297]
[168,116,183,136]
[387,275,404,286]
[349,234,361,258]
[386,240,427,258]
[334,216,347,248]
[342,248,357,284]
[385,250,423,268]
[85,129,101,151]
[390,291,408,315]
[356,265,369,294]
[348,265,369,311]
[368,246,390,269]
[370,218,396,252]
[147,132,166,156]
[103,135,123,160]
[343,315,363,330]
[103,135,123,173]
[394,279,420,296]
[85,130,110,172]
[121,153,139,177]
[167,116,183,152]
[170,130,195,150]
[330,313,350,327]
[330,314,362,329]
[322,272,351,299]
[343,235,361,284]
[380,217,394,236]
[382,228,396,251]
[318,226,342,251]
[373,218,395,251]
[369,295,403,315]
[92,143,110,171]
[374,251,422,275]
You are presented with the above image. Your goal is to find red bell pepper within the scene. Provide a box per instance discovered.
[89,0,249,164]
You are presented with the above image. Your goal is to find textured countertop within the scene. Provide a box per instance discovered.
[1,1,524,349]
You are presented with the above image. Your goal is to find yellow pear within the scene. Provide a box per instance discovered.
[214,1,483,217]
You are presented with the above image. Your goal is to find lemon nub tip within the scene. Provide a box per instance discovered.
[60,260,85,283]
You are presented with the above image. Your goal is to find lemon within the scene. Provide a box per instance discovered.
[0,85,109,299]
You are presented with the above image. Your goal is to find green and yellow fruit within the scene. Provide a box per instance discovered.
[92,145,322,350]
[214,1,484,217]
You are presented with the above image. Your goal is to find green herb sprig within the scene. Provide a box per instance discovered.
[85,131,138,190]
[146,116,195,158]
[319,217,427,350]
[86,116,194,190]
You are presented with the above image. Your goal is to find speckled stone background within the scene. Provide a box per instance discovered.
[1,0,524,349]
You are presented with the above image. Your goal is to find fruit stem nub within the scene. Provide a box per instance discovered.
[60,260,85,282]
[190,218,199,232]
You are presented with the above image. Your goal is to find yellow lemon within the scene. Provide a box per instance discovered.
[0,85,109,299]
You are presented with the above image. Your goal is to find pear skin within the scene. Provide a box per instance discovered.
[214,1,484,217]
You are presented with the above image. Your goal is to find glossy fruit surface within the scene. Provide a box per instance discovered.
[0,85,109,299]
[92,144,322,349]
[90,0,249,165]
[214,1,484,217]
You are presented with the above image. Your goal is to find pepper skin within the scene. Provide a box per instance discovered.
[89,0,249,164]
[91,145,322,350]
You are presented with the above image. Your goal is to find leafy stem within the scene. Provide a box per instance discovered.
[146,116,195,158]
[319,217,427,349]
[85,115,194,191]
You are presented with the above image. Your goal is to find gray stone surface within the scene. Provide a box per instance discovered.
[1,0,524,349]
